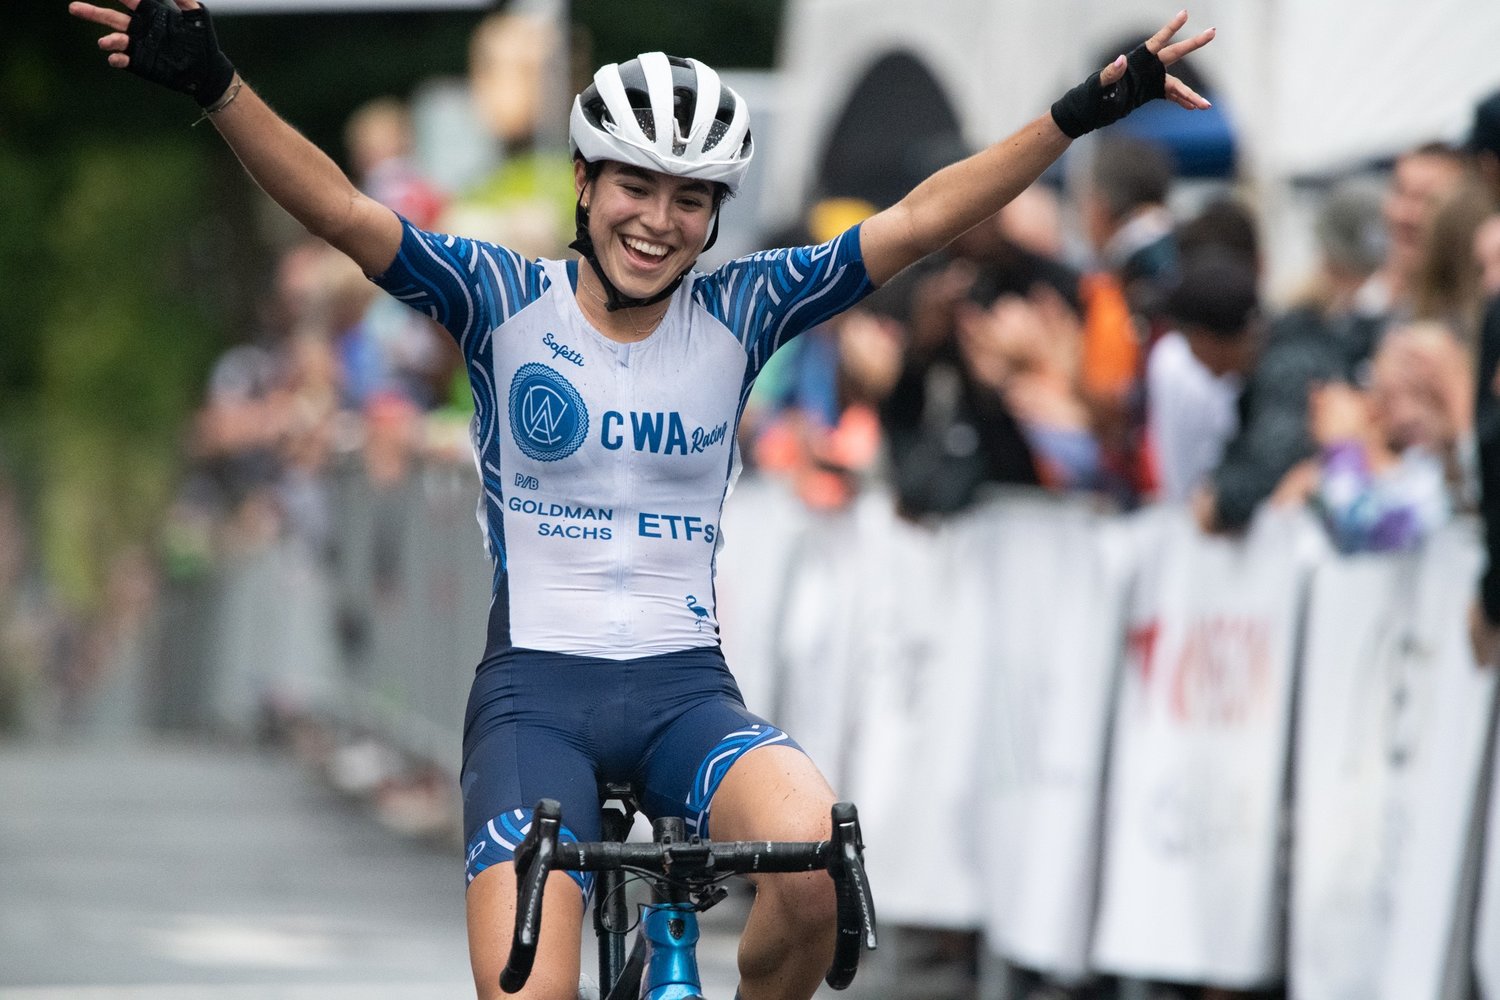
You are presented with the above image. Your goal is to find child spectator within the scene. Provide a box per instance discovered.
[1146,249,1262,504]
[1274,322,1473,553]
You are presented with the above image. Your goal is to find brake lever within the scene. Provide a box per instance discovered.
[824,801,877,991]
[500,799,562,994]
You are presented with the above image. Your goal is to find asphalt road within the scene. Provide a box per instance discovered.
[0,738,477,998]
[0,738,746,999]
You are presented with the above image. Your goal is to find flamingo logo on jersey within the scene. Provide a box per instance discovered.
[509,363,589,461]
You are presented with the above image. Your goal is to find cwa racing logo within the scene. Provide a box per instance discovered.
[509,363,589,461]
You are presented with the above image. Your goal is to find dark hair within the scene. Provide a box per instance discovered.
[1165,249,1260,338]
[1469,88,1500,159]
[1401,141,1473,172]
[1315,177,1386,277]
[1090,137,1175,220]
[572,154,730,209]
[1176,197,1259,268]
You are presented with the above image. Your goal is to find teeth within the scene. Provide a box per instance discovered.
[624,236,669,258]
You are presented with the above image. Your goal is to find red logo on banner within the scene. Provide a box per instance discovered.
[1169,616,1272,724]
[1127,620,1161,685]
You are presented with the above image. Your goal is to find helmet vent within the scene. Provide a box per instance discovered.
[702,120,729,153]
[630,108,656,142]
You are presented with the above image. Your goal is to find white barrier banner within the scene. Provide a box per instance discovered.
[769,490,896,792]
[977,494,1130,979]
[846,499,989,928]
[1292,520,1497,1000]
[1479,728,1500,1000]
[1092,507,1313,985]
[718,476,819,718]
[211,537,341,731]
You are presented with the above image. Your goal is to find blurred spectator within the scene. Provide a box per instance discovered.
[1475,214,1500,299]
[1468,87,1500,208]
[1411,176,1491,345]
[872,184,1128,515]
[363,391,423,490]
[342,104,459,411]
[185,240,356,557]
[455,11,578,259]
[1473,300,1500,664]
[192,321,292,551]
[1011,186,1145,498]
[1297,176,1390,314]
[1274,322,1472,554]
[322,251,387,408]
[1175,196,1259,271]
[750,198,890,509]
[1466,86,1500,665]
[955,285,1104,492]
[1147,249,1262,504]
[344,97,446,229]
[1081,136,1180,327]
[275,330,342,552]
[0,475,40,732]
[1373,142,1471,320]
[1200,146,1469,534]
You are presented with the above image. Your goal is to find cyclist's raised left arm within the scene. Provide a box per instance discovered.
[858,10,1214,288]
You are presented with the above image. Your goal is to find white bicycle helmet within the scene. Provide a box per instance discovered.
[569,52,754,196]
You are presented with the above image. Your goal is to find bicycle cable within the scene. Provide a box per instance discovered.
[596,867,739,934]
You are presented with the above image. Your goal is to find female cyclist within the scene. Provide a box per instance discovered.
[67,3,1214,997]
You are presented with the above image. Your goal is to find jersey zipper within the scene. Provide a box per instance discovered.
[611,344,634,641]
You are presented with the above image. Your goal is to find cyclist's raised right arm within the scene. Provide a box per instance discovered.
[202,76,401,275]
[69,0,402,277]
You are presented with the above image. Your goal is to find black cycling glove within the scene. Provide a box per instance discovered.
[1049,43,1166,139]
[126,0,237,108]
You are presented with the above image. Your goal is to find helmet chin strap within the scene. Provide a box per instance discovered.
[568,197,721,313]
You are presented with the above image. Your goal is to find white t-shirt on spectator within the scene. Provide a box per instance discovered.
[1146,330,1242,504]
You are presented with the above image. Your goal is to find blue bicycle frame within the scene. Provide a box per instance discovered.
[638,901,704,1000]
[594,806,712,1000]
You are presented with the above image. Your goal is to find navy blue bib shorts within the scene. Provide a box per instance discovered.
[461,640,795,895]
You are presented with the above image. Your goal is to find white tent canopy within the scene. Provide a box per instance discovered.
[763,0,1500,289]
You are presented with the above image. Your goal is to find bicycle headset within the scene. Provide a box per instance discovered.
[568,52,755,311]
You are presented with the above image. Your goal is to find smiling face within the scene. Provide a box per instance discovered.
[575,160,718,302]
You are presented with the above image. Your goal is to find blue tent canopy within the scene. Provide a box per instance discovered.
[1114,96,1238,178]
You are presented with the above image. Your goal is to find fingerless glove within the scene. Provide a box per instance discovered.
[1049,44,1166,139]
[126,0,236,108]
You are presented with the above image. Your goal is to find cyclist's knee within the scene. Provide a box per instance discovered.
[758,869,838,935]
[468,865,584,1000]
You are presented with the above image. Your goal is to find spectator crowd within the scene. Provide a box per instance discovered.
[147,16,1500,600]
[6,14,1500,1000]
[749,126,1498,568]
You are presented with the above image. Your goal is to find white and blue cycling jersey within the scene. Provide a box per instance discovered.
[372,218,872,659]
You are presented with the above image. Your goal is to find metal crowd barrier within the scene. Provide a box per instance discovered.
[143,458,1500,999]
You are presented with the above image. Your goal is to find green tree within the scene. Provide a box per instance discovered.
[3,1,784,613]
